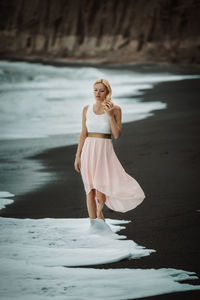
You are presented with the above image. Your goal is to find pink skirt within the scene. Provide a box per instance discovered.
[80,136,145,213]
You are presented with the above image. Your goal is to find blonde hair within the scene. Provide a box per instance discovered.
[93,78,113,102]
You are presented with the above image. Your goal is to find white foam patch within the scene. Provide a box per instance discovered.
[0,217,200,299]
[1,260,200,300]
[0,191,15,209]
[0,217,155,267]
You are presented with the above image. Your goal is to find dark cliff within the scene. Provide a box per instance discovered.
[0,0,200,64]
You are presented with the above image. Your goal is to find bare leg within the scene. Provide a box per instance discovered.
[86,189,97,219]
[98,210,105,221]
[96,189,106,222]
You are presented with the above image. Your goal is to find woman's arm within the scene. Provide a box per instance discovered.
[75,105,88,159]
[109,106,122,139]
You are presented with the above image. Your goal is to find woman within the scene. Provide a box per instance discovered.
[74,78,145,222]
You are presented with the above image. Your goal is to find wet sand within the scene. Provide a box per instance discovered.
[0,78,200,299]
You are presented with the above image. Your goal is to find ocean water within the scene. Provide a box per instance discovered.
[0,215,200,299]
[0,60,199,142]
[0,60,200,195]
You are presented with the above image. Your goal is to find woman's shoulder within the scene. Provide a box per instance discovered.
[82,103,91,117]
[113,104,121,110]
[113,104,121,113]
[83,103,91,111]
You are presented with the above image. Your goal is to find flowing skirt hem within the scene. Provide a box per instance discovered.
[83,182,145,213]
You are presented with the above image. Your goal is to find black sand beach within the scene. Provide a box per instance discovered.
[0,77,200,299]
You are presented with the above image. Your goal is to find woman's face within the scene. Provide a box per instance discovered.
[94,83,108,102]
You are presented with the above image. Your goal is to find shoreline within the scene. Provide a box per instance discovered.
[0,77,200,299]
[1,54,200,71]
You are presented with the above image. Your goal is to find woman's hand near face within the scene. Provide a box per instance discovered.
[103,100,115,117]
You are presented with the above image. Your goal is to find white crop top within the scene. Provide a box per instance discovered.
[86,103,111,134]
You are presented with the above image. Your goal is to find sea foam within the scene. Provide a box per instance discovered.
[0,216,200,299]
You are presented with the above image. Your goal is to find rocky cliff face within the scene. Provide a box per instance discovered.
[0,0,199,64]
